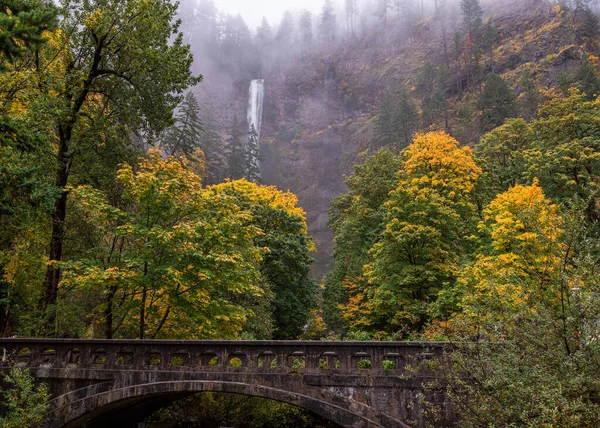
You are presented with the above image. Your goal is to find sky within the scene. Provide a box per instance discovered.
[213,0,328,28]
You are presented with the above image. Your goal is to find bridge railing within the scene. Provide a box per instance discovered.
[0,339,449,375]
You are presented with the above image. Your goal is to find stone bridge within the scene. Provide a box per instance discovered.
[0,339,452,428]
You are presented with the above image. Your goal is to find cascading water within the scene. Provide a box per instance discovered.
[247,79,264,136]
[246,79,264,180]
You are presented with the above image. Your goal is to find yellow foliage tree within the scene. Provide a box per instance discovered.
[458,180,567,334]
[364,131,481,332]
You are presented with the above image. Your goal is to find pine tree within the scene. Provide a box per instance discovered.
[520,72,540,120]
[461,0,483,41]
[276,11,295,56]
[481,19,497,72]
[0,0,58,71]
[200,98,226,184]
[394,88,419,151]
[478,74,518,133]
[374,89,418,151]
[160,92,203,158]
[256,17,273,72]
[227,116,246,179]
[575,56,600,100]
[581,7,600,39]
[320,0,336,48]
[299,10,313,56]
[245,125,261,182]
[374,93,397,148]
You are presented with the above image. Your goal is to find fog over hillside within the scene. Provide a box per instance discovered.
[172,0,600,280]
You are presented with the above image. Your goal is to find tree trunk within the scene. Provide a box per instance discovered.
[39,37,105,330]
[40,133,71,329]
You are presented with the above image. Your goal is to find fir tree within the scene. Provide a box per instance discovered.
[393,88,419,151]
[374,89,418,151]
[478,74,518,133]
[559,72,571,97]
[199,98,226,184]
[461,0,483,41]
[299,10,313,56]
[575,56,600,100]
[481,19,498,72]
[520,72,540,120]
[160,92,203,158]
[227,116,246,179]
[320,0,336,48]
[581,7,600,39]
[276,11,294,56]
[374,92,398,148]
[0,0,58,71]
[245,125,261,182]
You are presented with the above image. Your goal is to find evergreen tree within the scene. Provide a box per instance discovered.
[460,0,483,40]
[374,92,398,148]
[378,0,391,24]
[478,74,518,133]
[299,10,313,56]
[581,7,600,39]
[256,17,274,72]
[227,116,245,179]
[0,0,58,71]
[374,89,418,151]
[520,71,540,120]
[481,19,497,72]
[276,11,295,57]
[200,97,226,184]
[575,56,600,100]
[245,125,261,182]
[320,0,336,48]
[160,92,203,158]
[345,0,358,37]
[559,72,571,96]
[393,88,419,151]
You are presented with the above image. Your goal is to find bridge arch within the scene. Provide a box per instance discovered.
[50,380,409,428]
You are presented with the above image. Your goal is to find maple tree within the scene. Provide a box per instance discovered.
[364,131,481,332]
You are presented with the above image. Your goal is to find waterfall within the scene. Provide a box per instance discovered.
[247,79,264,136]
[246,79,264,181]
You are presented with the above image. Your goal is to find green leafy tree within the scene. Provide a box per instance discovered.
[61,152,262,339]
[474,118,531,201]
[324,149,403,331]
[37,0,199,325]
[526,89,600,220]
[478,74,518,133]
[209,180,317,339]
[0,365,50,428]
[365,132,481,332]
[435,185,600,427]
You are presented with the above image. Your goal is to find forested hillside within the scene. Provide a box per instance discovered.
[172,0,600,279]
[2,0,600,426]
